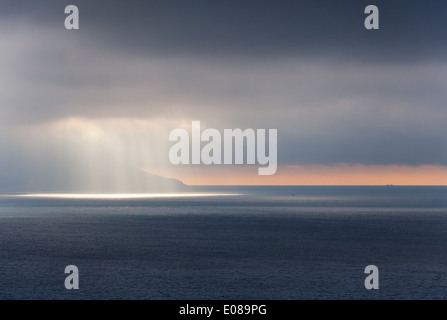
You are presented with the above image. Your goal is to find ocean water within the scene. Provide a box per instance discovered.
[0,186,446,300]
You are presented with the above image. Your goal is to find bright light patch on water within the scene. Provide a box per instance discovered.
[10,193,238,199]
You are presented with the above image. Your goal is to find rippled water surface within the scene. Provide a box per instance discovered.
[0,186,446,299]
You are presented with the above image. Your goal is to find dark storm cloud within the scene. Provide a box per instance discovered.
[1,0,447,170]
[1,0,446,62]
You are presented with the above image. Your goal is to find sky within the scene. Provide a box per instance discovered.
[1,0,447,187]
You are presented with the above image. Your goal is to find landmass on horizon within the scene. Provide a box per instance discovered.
[0,164,186,193]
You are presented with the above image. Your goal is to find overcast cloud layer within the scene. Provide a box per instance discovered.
[1,0,447,185]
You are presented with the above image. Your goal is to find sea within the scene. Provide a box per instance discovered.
[0,186,446,300]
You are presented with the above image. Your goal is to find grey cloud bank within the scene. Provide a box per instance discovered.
[2,1,446,61]
[0,0,446,189]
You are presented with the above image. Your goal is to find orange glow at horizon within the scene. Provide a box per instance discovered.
[145,164,447,186]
